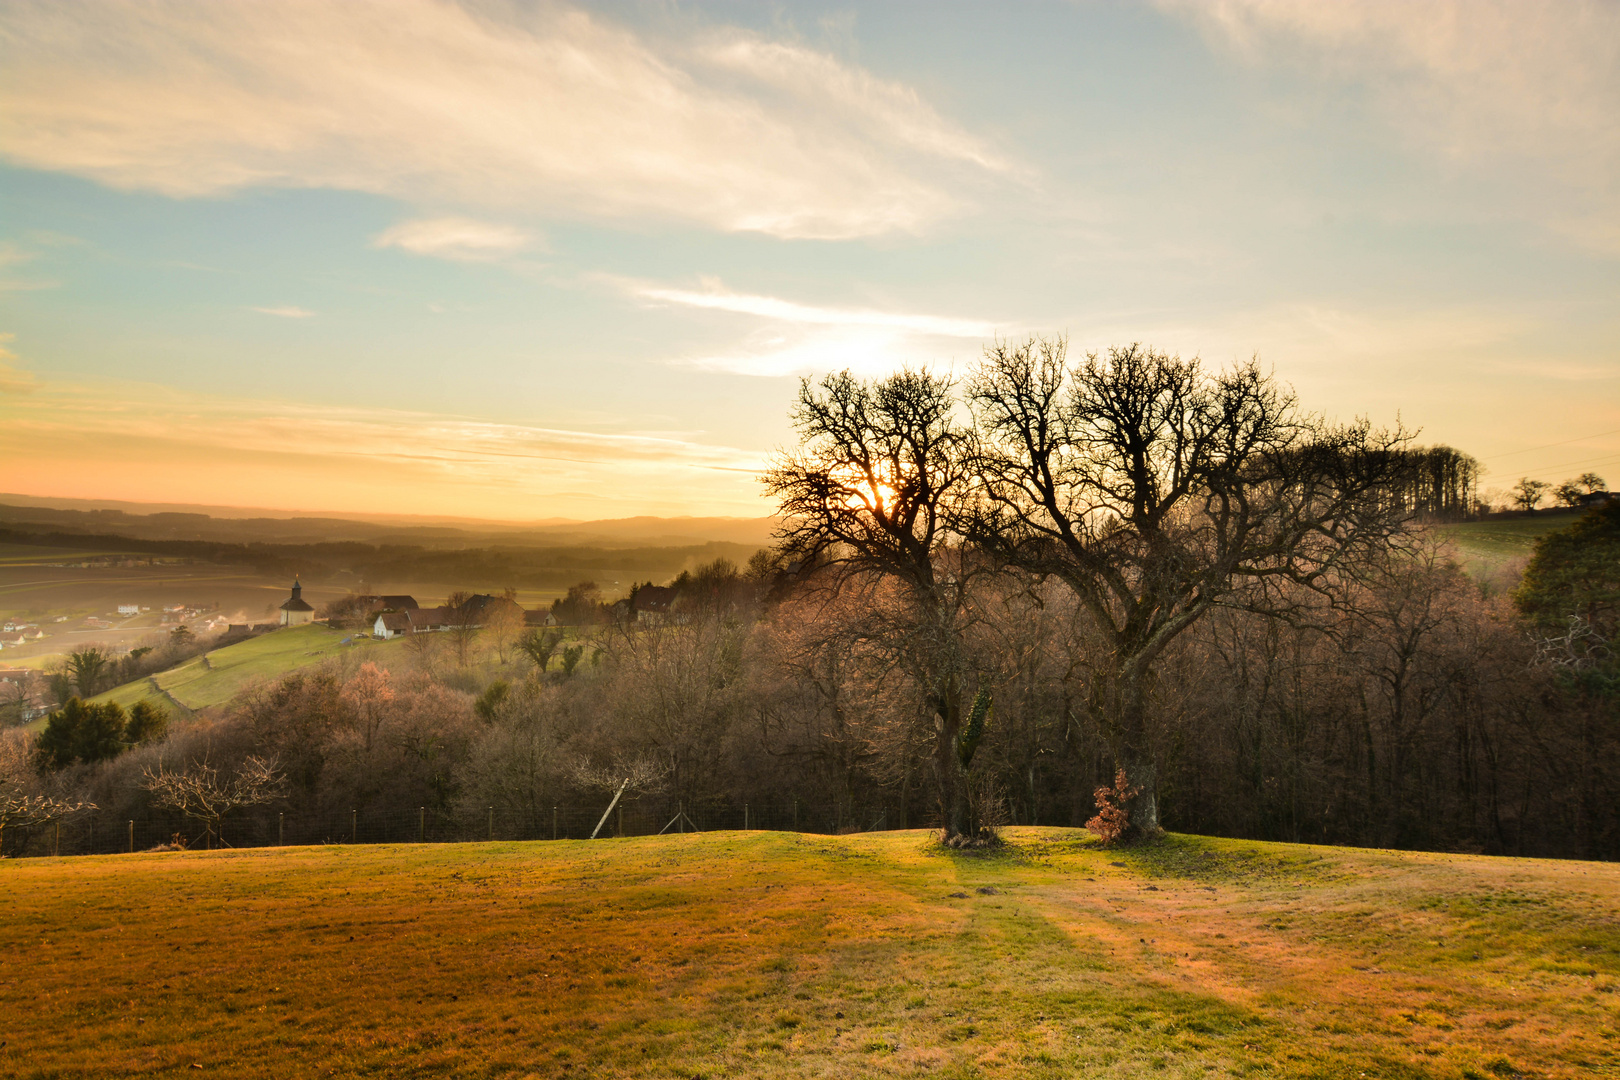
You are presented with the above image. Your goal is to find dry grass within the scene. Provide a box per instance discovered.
[2,828,1616,1079]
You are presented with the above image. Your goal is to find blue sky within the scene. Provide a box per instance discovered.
[1,0,1616,519]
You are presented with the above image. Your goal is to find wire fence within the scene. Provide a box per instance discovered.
[2,799,905,859]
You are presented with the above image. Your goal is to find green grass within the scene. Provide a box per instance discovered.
[1438,511,1581,579]
[3,828,1616,1078]
[90,624,403,714]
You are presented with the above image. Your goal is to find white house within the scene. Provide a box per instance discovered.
[117,604,140,617]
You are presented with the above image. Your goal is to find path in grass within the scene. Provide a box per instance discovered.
[2,829,1616,1079]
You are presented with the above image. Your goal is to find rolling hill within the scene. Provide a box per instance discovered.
[2,828,1614,1078]
[89,623,403,718]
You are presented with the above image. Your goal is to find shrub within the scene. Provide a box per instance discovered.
[1086,768,1140,846]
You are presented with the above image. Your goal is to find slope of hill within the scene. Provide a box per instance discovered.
[1438,509,1583,580]
[3,828,1614,1078]
[0,495,776,549]
[90,624,401,716]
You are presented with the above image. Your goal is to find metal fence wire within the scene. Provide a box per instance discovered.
[2,799,901,858]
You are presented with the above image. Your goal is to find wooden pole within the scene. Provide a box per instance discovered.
[552,806,557,841]
[54,821,60,857]
[128,819,134,853]
[488,806,494,842]
[745,804,749,831]
[591,780,629,840]
[418,806,425,843]
[279,813,284,846]
[351,809,356,843]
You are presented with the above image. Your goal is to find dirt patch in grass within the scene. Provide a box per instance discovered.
[1,828,1616,1078]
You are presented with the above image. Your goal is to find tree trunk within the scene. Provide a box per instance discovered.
[931,679,970,840]
[1109,665,1161,839]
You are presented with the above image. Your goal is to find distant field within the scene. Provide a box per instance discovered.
[88,623,404,715]
[2,828,1615,1079]
[1437,510,1579,580]
[0,556,327,622]
[0,543,133,565]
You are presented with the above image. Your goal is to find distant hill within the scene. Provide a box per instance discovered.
[0,495,777,549]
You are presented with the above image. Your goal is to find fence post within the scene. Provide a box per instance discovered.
[418,806,425,844]
[54,821,60,857]
[351,809,357,843]
[793,798,798,832]
[128,819,134,854]
[745,804,749,831]
[488,806,493,842]
[552,806,557,841]
[279,812,284,847]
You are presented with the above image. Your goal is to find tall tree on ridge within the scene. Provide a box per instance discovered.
[764,368,988,841]
[968,338,1411,837]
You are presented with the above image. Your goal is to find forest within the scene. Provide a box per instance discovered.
[5,343,1616,860]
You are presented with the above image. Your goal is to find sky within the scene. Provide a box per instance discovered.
[1,0,1617,521]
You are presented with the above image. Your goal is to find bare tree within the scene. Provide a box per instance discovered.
[486,602,526,665]
[763,368,989,841]
[444,591,481,667]
[143,755,287,849]
[0,731,93,855]
[403,623,441,673]
[968,338,1410,836]
[1512,477,1550,513]
[1555,473,1607,508]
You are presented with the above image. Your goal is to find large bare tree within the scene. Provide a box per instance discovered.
[968,338,1410,837]
[764,368,989,841]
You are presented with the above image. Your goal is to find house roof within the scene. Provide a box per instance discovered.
[377,612,413,632]
[408,606,451,628]
[633,585,676,612]
[280,596,315,612]
[375,595,418,610]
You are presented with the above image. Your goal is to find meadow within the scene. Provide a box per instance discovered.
[87,623,406,719]
[2,828,1615,1079]
[1437,511,1581,582]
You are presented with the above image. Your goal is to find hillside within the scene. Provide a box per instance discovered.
[2,829,1614,1079]
[89,624,402,718]
[0,496,777,549]
[1438,510,1583,580]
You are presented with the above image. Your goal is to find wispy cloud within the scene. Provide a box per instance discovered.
[626,277,1003,378]
[0,240,59,291]
[637,280,996,338]
[373,217,535,261]
[252,306,316,319]
[0,379,769,518]
[0,1,1008,240]
[0,333,38,395]
[1163,0,1620,250]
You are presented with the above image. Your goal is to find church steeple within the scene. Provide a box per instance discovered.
[279,578,315,626]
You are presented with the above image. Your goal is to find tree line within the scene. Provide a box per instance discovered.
[4,342,1616,858]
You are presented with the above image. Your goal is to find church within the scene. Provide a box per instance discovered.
[279,580,315,627]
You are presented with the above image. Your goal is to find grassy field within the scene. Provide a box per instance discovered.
[1437,512,1579,581]
[85,624,406,717]
[2,828,1615,1079]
